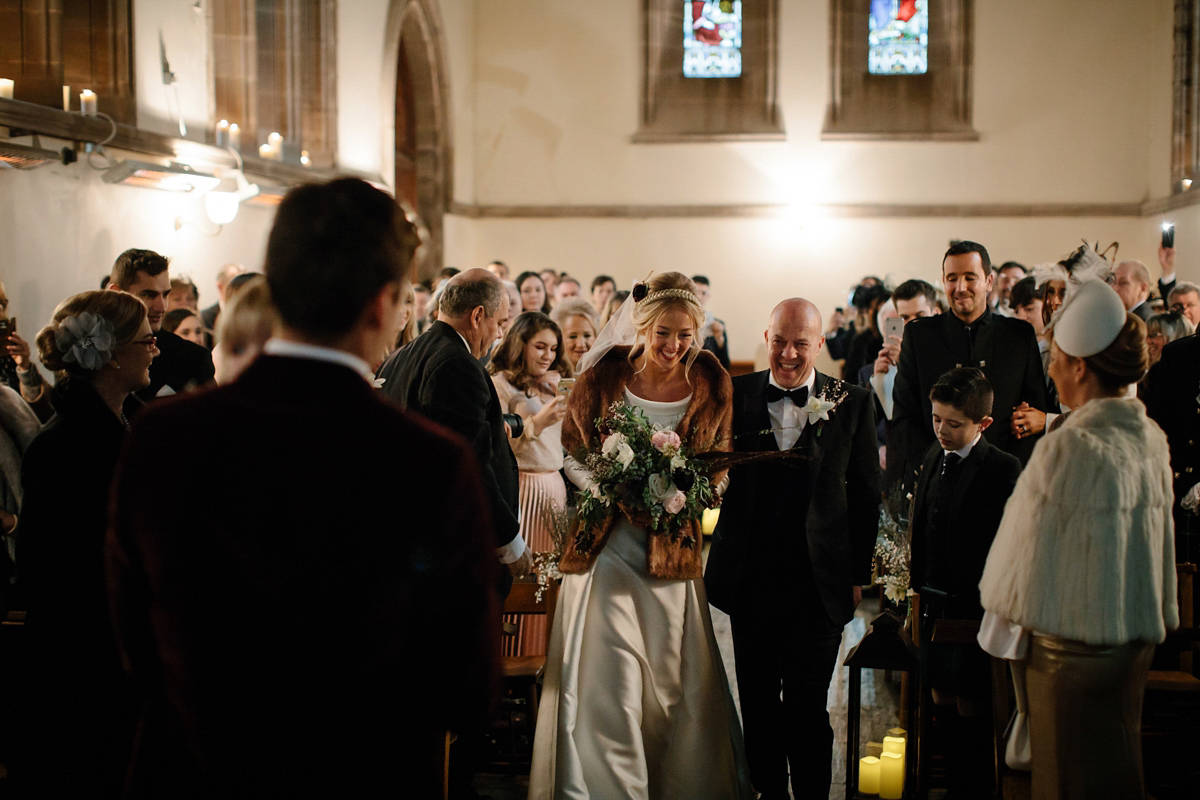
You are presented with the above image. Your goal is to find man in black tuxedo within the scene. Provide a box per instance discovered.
[1113,260,1154,321]
[705,298,880,800]
[891,240,1046,489]
[377,268,532,586]
[108,249,215,401]
[1145,334,1200,564]
[107,178,502,797]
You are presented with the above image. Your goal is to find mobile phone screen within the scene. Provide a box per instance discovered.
[883,317,904,341]
[1162,224,1176,249]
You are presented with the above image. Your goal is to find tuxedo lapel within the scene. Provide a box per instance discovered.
[798,372,830,491]
[737,371,777,453]
[946,438,988,524]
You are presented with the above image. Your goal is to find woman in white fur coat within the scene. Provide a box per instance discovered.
[979,279,1178,800]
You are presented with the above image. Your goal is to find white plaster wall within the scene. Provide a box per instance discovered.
[133,0,213,138]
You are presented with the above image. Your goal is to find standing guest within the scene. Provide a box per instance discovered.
[0,384,39,611]
[989,261,1027,316]
[515,271,551,314]
[1167,281,1200,328]
[1010,276,1046,340]
[376,269,531,585]
[162,308,206,347]
[167,276,199,312]
[705,298,880,800]
[1144,310,1192,367]
[871,279,939,419]
[1157,242,1179,302]
[892,241,1046,488]
[488,312,569,655]
[589,274,616,317]
[414,283,432,334]
[15,290,156,797]
[1113,260,1155,321]
[842,283,890,386]
[1146,331,1200,563]
[0,281,52,421]
[212,276,277,385]
[540,269,559,302]
[692,275,731,370]
[199,263,243,342]
[501,280,521,334]
[551,298,597,375]
[979,280,1176,800]
[553,275,581,304]
[107,178,502,798]
[108,249,215,401]
[531,273,751,800]
[486,260,510,280]
[910,368,1020,795]
[1009,275,1060,432]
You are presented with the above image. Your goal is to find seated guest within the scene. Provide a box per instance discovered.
[911,368,1020,794]
[554,275,582,304]
[212,275,276,385]
[167,276,200,312]
[1145,310,1192,367]
[0,280,52,422]
[980,280,1177,800]
[551,298,598,375]
[15,290,155,796]
[162,307,207,347]
[488,312,569,655]
[516,270,551,314]
[107,178,502,797]
[108,249,215,400]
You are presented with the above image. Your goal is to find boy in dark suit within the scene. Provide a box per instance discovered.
[910,367,1020,792]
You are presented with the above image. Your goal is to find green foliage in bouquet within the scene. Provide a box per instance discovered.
[575,402,718,548]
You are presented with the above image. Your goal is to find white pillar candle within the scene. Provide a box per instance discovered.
[216,119,229,149]
[80,90,97,116]
[267,131,282,158]
[0,79,13,99]
[228,123,240,152]
[883,734,906,775]
[300,149,310,167]
[858,755,881,795]
[259,143,273,160]
[62,85,71,110]
[879,751,904,799]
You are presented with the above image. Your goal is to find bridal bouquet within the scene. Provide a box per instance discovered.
[575,402,718,547]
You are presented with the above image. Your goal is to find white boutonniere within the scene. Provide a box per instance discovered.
[809,379,850,439]
[802,395,837,425]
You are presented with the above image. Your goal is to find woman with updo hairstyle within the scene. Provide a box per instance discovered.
[530,272,751,798]
[213,275,278,384]
[488,312,570,656]
[550,297,598,374]
[16,290,156,795]
[515,270,551,314]
[979,280,1176,800]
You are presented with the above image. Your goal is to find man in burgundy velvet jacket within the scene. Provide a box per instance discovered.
[106,178,501,798]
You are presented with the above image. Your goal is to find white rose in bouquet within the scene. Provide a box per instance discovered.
[602,431,636,472]
[647,471,677,503]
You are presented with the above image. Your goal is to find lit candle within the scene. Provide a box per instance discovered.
[62,85,71,111]
[858,756,881,795]
[0,79,13,99]
[879,751,904,799]
[883,733,906,774]
[216,119,229,149]
[701,507,720,536]
[80,90,97,116]
[228,123,240,152]
[259,143,273,160]
[1184,178,1194,191]
[267,131,282,158]
[300,149,310,167]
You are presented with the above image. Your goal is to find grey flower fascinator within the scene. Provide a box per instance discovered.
[55,312,116,371]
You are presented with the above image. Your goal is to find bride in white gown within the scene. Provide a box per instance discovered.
[529,273,752,800]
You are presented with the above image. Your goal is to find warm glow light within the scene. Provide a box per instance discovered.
[858,756,881,795]
[80,89,97,116]
[1183,179,1193,190]
[1163,222,1174,232]
[205,191,240,225]
[0,79,13,99]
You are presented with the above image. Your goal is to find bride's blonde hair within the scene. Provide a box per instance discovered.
[630,272,706,377]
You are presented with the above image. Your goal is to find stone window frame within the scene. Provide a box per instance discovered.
[1172,0,1199,191]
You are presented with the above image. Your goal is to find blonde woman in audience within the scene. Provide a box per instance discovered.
[392,281,419,353]
[550,297,598,375]
[501,280,521,335]
[212,276,278,385]
[1145,310,1193,366]
[488,312,570,656]
[980,280,1177,800]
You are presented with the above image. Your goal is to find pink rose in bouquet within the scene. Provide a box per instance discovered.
[650,429,682,453]
[663,489,687,515]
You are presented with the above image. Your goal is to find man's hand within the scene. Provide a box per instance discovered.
[852,584,863,609]
[1159,244,1176,277]
[6,330,31,370]
[872,335,902,376]
[507,549,534,578]
[1011,401,1047,439]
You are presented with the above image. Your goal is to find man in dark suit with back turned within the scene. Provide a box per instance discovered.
[1146,333,1200,564]
[107,178,502,797]
[376,268,533,589]
[891,240,1046,490]
[705,298,880,800]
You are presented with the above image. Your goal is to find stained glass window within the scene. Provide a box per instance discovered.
[683,1,742,78]
[868,0,928,75]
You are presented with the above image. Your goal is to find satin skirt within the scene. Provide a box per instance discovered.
[1026,634,1154,800]
[528,518,752,800]
[503,470,567,657]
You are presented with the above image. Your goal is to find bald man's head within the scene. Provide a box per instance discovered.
[765,298,824,389]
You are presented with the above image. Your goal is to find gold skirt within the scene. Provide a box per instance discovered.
[1026,634,1154,800]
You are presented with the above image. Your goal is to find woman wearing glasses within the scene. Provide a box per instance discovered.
[14,290,157,797]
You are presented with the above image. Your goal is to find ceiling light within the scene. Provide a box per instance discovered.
[204,168,260,225]
[0,140,69,170]
[103,159,221,193]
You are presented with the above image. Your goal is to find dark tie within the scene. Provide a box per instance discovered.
[941,451,962,477]
[765,384,809,405]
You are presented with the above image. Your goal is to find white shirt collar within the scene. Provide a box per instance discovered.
[262,338,375,384]
[767,368,817,397]
[946,431,982,460]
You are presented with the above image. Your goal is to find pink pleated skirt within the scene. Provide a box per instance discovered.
[502,470,566,657]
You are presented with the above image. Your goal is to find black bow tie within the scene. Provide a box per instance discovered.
[766,384,809,405]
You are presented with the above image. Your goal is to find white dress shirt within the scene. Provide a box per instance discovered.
[768,369,817,451]
[262,338,375,383]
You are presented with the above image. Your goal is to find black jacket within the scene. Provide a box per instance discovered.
[705,370,880,626]
[891,310,1045,485]
[375,321,521,552]
[1145,334,1200,562]
[139,328,215,402]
